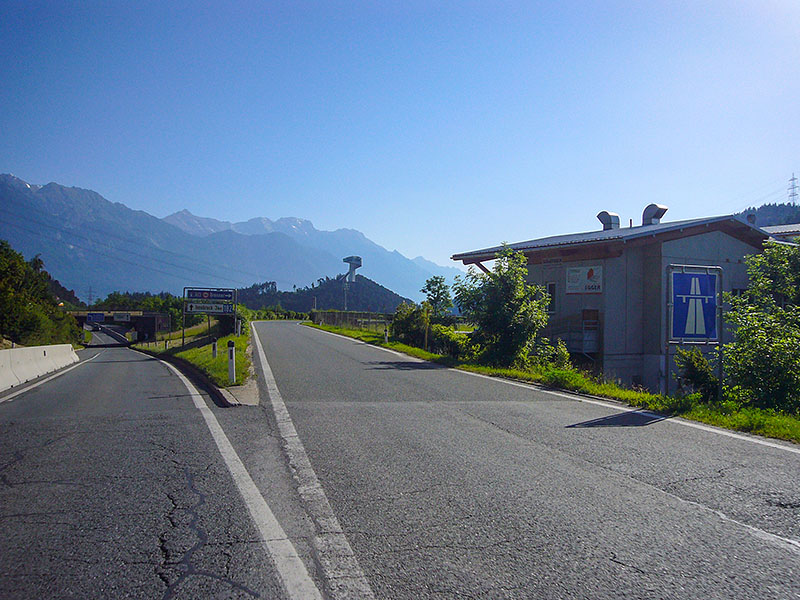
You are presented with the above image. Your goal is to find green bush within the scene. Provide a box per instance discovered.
[526,337,572,370]
[428,324,473,359]
[391,302,429,347]
[674,347,719,403]
[722,242,800,414]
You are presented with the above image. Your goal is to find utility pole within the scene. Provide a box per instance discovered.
[789,173,798,206]
[86,286,94,306]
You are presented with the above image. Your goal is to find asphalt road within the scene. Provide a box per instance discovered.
[0,344,321,599]
[253,321,800,599]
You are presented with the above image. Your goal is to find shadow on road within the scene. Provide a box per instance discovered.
[85,343,129,348]
[364,360,446,371]
[566,409,668,428]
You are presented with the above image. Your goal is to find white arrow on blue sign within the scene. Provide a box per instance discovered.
[672,272,718,340]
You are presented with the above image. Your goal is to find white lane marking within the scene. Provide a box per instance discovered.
[0,350,103,404]
[455,369,800,456]
[254,323,377,600]
[153,355,323,600]
[308,324,425,361]
[677,495,800,556]
[304,326,800,555]
[305,325,800,456]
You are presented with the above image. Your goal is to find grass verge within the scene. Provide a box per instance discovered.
[135,330,251,388]
[305,322,800,444]
[159,319,219,341]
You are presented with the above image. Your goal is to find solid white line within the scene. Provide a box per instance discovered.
[156,356,323,600]
[253,323,377,600]
[304,325,800,456]
[0,350,103,404]
[304,325,800,554]
[454,369,800,456]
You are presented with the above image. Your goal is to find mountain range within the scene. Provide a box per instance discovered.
[0,174,462,302]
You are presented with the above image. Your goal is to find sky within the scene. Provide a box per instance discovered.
[1,1,799,268]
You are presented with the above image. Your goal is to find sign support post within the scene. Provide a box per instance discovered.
[666,265,723,398]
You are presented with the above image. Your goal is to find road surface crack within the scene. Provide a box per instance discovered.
[155,465,260,599]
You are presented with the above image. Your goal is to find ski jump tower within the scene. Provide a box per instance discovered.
[342,256,362,311]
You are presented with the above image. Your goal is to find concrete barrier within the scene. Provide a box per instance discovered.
[1,344,80,392]
[0,350,21,391]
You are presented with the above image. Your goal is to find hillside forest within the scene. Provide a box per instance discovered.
[0,240,82,346]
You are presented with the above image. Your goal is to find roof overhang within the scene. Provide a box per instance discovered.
[451,216,769,266]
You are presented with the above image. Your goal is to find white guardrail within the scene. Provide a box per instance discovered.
[0,344,80,393]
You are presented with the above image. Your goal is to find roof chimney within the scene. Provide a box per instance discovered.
[597,211,621,231]
[642,203,668,226]
[746,213,756,225]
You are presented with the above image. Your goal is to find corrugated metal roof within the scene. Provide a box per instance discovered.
[451,214,766,262]
[762,223,800,235]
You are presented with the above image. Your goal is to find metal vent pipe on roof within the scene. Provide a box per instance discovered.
[642,203,668,226]
[596,211,621,231]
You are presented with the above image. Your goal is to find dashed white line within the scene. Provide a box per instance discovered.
[253,323,377,600]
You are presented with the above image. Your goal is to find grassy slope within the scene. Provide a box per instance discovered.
[134,329,251,388]
[159,318,219,341]
[305,323,800,444]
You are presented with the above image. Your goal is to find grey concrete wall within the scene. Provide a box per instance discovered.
[523,230,762,394]
[525,259,605,352]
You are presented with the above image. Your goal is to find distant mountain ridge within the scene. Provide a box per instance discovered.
[162,207,464,295]
[0,174,460,302]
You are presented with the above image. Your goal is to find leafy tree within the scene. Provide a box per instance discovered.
[420,276,453,322]
[453,245,550,366]
[723,242,800,413]
[0,240,80,345]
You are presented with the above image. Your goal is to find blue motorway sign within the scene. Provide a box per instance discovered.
[671,272,718,340]
[86,312,105,323]
[186,288,235,301]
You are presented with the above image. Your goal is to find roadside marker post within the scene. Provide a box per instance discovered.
[228,340,235,384]
[212,338,218,358]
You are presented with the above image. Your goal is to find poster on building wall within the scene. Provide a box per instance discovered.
[566,266,603,294]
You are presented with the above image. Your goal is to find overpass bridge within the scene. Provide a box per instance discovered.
[68,310,170,342]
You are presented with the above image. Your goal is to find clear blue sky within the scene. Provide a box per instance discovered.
[2,1,798,268]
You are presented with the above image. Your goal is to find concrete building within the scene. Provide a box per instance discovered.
[451,205,770,393]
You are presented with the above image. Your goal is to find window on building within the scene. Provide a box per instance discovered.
[546,282,556,313]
